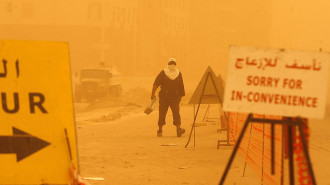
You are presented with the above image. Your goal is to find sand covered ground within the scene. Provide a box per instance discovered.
[74,76,330,185]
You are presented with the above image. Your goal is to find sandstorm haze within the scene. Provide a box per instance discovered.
[1,0,329,81]
[0,1,267,78]
[1,1,330,185]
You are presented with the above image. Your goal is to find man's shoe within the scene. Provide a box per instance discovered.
[157,130,163,137]
[176,127,185,137]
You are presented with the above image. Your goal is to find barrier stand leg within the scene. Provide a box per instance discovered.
[242,122,253,177]
[65,128,72,161]
[280,124,284,185]
[219,116,316,185]
[262,120,265,184]
[203,104,210,122]
[296,118,316,185]
[194,122,196,147]
[219,114,252,185]
[271,122,275,175]
[288,124,295,185]
[185,103,201,148]
[185,74,210,148]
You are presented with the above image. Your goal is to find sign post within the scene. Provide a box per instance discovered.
[220,46,329,185]
[0,40,78,185]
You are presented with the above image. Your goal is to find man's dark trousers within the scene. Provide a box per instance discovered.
[158,97,181,127]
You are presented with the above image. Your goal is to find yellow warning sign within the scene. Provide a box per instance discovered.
[0,40,78,185]
[188,66,225,105]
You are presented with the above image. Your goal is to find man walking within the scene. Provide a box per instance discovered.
[151,58,185,137]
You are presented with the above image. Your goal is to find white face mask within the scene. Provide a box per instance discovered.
[164,65,180,80]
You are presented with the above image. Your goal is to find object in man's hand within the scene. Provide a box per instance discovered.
[144,96,157,114]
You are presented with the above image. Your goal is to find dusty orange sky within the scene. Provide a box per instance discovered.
[1,0,329,81]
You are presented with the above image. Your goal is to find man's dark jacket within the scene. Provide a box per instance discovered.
[153,70,185,102]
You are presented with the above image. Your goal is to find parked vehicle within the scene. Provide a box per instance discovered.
[74,66,122,102]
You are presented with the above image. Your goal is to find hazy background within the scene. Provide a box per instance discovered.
[1,1,330,184]
[0,0,329,100]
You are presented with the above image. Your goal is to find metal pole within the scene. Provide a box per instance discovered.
[271,123,275,175]
[219,114,252,185]
[288,125,295,185]
[203,104,210,122]
[185,73,210,148]
[296,119,316,185]
[65,128,72,161]
[194,121,196,147]
[185,103,201,148]
[193,104,195,118]
[242,122,253,176]
[281,124,284,185]
[261,115,265,184]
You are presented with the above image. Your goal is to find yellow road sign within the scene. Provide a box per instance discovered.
[0,40,78,185]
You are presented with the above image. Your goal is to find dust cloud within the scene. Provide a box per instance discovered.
[1,0,330,184]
